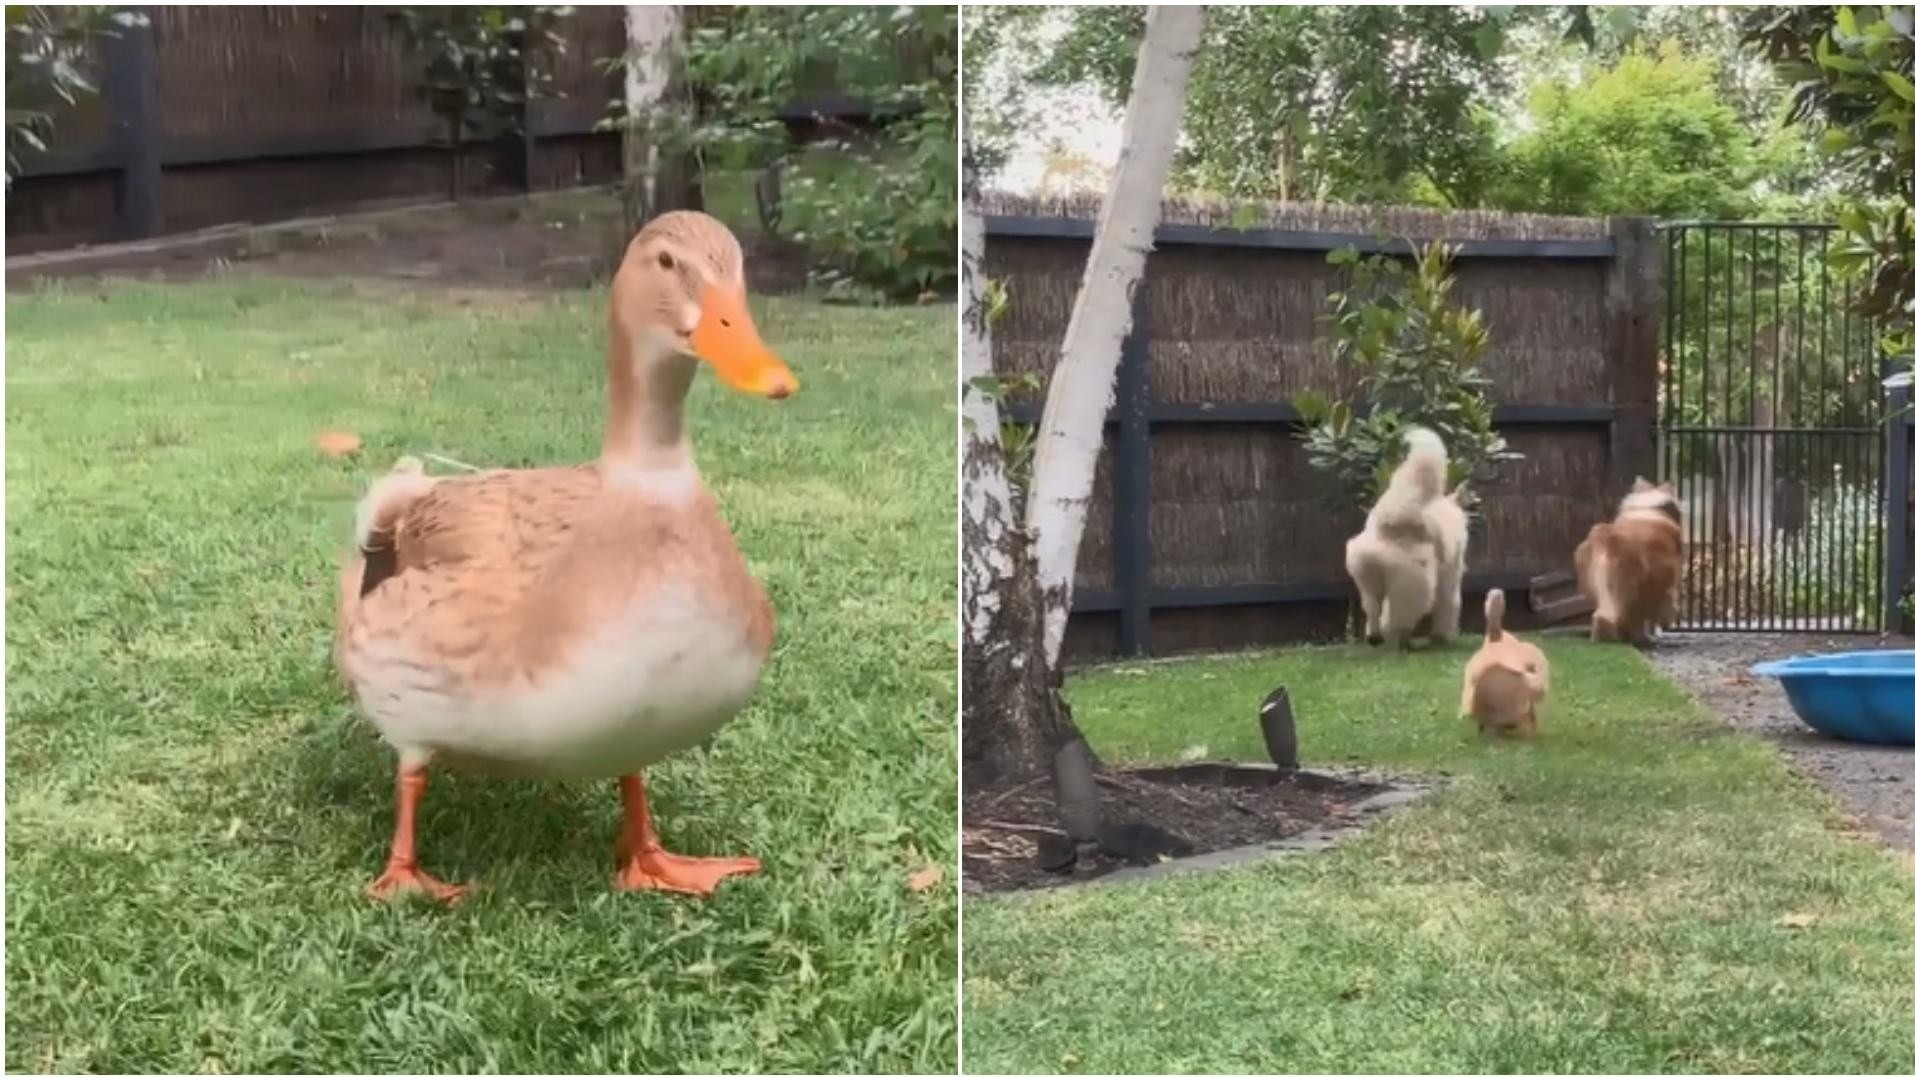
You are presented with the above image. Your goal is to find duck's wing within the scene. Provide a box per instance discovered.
[364,465,600,588]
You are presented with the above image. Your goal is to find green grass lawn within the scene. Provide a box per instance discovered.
[963,640,1915,1074]
[6,275,956,1073]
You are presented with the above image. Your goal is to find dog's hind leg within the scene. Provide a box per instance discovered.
[1350,560,1386,646]
[1430,563,1463,646]
[1382,574,1433,650]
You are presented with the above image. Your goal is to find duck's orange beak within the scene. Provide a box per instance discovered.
[690,285,797,399]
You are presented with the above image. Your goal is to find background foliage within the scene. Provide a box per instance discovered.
[664,6,957,302]
[4,5,144,186]
[1744,5,1915,361]
[387,6,571,152]
[963,4,1826,223]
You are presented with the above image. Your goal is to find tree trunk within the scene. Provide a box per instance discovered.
[1274,120,1293,203]
[621,5,701,237]
[1027,5,1204,668]
[959,141,1083,790]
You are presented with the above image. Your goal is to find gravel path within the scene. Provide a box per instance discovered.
[1646,633,1914,851]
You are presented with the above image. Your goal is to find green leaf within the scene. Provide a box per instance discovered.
[1881,70,1915,104]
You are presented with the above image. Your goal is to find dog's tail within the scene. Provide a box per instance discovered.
[1398,427,1447,501]
[1372,427,1448,531]
[1484,587,1507,642]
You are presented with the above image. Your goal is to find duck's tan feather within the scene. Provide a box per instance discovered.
[337,464,773,709]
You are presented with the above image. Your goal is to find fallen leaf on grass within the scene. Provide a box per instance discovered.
[317,430,362,457]
[1778,911,1818,929]
[907,866,944,893]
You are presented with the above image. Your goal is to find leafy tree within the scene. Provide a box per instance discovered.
[956,4,1045,180]
[1745,5,1915,361]
[1294,241,1520,509]
[4,5,144,186]
[1492,43,1771,218]
[660,6,956,301]
[1001,5,1574,207]
[388,6,572,198]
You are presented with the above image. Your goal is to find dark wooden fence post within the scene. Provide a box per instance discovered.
[103,9,162,239]
[509,48,537,193]
[1606,216,1660,490]
[1885,369,1912,634]
[1113,284,1153,656]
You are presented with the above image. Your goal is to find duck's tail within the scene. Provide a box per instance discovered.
[344,457,434,605]
[354,456,431,554]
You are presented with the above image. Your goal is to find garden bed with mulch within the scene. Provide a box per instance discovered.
[963,763,1431,893]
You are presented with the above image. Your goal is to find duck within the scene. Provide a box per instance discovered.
[334,211,798,903]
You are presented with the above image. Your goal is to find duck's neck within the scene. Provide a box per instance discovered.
[601,321,698,488]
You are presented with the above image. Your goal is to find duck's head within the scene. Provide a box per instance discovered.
[610,211,798,400]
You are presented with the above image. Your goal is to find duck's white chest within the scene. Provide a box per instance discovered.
[359,585,768,778]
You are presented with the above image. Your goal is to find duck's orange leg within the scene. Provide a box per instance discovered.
[365,762,468,903]
[614,773,759,897]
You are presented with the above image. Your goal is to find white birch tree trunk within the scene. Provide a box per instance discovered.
[621,5,682,233]
[961,122,1084,788]
[1026,5,1204,666]
[961,167,1015,653]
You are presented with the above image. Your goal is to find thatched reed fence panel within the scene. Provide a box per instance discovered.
[151,8,433,143]
[983,194,1660,658]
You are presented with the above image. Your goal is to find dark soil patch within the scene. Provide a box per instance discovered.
[1647,632,1915,851]
[6,188,810,296]
[963,763,1401,894]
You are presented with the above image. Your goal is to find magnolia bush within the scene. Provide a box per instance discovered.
[1294,239,1520,510]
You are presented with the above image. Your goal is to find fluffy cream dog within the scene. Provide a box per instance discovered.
[1344,428,1469,648]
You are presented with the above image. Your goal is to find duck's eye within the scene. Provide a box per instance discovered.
[657,251,676,271]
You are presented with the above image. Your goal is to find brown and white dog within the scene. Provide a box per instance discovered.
[1460,589,1550,738]
[1344,428,1469,648]
[1574,477,1682,645]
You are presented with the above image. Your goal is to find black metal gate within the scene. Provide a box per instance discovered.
[1659,221,1886,632]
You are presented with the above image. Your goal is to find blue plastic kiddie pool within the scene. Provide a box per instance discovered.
[1749,651,1915,746]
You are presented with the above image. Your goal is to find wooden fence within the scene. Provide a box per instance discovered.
[6,7,627,253]
[981,193,1662,658]
[6,6,913,254]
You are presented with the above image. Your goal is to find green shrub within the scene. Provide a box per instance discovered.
[4,6,143,186]
[664,6,956,303]
[1294,239,1520,509]
[1745,6,1915,362]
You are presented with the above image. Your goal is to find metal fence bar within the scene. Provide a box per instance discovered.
[1660,220,1890,633]
[1887,370,1912,634]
